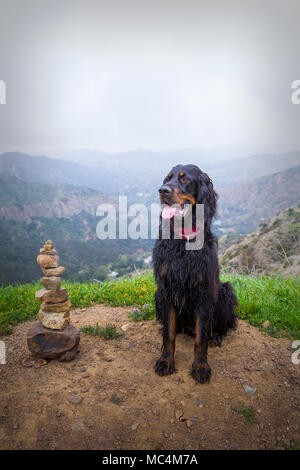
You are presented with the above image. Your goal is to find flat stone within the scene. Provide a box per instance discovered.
[27,321,80,359]
[22,357,48,368]
[242,383,257,394]
[42,266,66,277]
[35,287,68,303]
[121,323,131,332]
[71,421,86,431]
[38,310,70,330]
[41,298,71,312]
[40,276,61,290]
[37,254,60,268]
[39,248,57,255]
[68,394,83,405]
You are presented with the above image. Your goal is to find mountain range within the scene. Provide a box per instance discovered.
[1,149,299,198]
[0,148,299,284]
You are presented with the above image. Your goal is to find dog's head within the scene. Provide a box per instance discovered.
[159,164,217,226]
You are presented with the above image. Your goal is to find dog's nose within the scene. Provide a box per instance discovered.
[159,185,172,195]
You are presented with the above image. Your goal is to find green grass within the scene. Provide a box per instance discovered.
[223,272,300,339]
[0,272,299,338]
[80,323,122,339]
[231,405,256,424]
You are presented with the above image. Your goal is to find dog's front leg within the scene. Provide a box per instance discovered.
[191,312,211,383]
[155,308,176,376]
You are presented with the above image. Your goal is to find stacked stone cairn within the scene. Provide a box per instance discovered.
[27,240,80,362]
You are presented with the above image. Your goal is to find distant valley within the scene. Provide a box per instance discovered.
[0,148,299,284]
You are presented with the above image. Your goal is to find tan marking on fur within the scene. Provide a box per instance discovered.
[160,264,167,278]
[173,188,196,206]
[169,309,176,355]
[179,171,184,176]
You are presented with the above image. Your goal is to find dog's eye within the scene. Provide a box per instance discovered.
[164,173,172,183]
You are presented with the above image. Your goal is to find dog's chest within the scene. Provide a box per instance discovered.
[154,241,205,288]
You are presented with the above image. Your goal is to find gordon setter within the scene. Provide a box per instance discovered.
[153,164,237,383]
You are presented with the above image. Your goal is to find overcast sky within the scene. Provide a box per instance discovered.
[0,0,299,156]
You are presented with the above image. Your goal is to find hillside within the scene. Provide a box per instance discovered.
[217,166,300,234]
[0,177,152,285]
[220,207,300,276]
[0,175,115,223]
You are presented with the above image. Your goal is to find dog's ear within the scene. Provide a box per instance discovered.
[197,172,218,226]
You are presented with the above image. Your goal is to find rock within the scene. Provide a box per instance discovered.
[186,420,193,428]
[40,276,61,290]
[35,287,68,304]
[131,423,139,431]
[58,349,78,362]
[175,410,184,420]
[42,266,66,277]
[121,324,131,332]
[38,310,70,330]
[22,357,37,367]
[22,357,47,368]
[27,322,80,359]
[41,298,71,313]
[40,248,57,255]
[71,421,86,431]
[68,394,83,405]
[43,240,54,251]
[37,254,60,269]
[262,320,270,329]
[242,384,257,394]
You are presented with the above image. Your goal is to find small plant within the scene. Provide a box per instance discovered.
[282,438,300,450]
[110,393,123,405]
[80,323,122,339]
[0,324,12,336]
[129,303,155,322]
[231,405,256,424]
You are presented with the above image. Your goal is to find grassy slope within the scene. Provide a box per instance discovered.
[0,272,299,338]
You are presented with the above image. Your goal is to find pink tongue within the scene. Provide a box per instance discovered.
[162,206,177,219]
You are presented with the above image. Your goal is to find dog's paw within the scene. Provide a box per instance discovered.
[191,360,211,384]
[154,356,175,376]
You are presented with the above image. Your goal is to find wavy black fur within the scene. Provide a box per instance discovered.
[153,164,238,383]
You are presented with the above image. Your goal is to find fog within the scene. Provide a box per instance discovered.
[0,0,299,157]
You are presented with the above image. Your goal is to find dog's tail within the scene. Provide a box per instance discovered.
[213,281,238,337]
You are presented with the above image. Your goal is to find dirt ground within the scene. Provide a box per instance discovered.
[0,304,299,450]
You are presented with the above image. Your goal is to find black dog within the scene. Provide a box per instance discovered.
[153,164,237,383]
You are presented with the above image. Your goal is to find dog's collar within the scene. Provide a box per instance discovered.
[173,226,202,241]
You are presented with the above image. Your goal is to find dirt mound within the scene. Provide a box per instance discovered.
[0,305,299,450]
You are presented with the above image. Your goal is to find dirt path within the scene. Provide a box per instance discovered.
[0,305,299,450]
